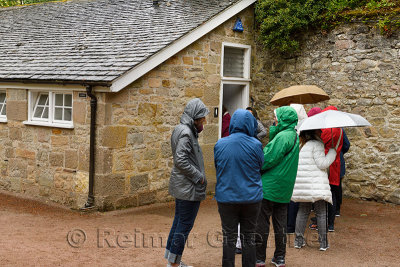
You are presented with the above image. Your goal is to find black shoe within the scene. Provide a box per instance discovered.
[271,256,285,267]
[235,247,242,254]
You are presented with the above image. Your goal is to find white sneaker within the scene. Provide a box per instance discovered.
[167,262,193,267]
[319,245,330,251]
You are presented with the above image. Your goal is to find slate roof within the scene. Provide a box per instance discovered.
[0,0,240,85]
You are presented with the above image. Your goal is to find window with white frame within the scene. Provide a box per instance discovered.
[0,91,6,122]
[25,91,73,128]
[221,43,251,80]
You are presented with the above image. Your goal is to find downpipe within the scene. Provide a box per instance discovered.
[82,85,97,209]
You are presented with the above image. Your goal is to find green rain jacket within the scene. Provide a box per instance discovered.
[261,106,300,203]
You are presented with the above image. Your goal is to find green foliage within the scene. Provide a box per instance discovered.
[256,0,400,54]
[366,0,395,10]
[0,0,54,7]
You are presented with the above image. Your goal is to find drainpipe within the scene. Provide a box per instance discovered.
[83,85,97,209]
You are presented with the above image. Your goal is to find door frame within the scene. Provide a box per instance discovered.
[218,81,250,139]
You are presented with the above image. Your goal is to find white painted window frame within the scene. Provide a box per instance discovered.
[0,91,7,123]
[219,42,251,139]
[24,90,74,129]
[218,80,250,139]
[221,42,251,81]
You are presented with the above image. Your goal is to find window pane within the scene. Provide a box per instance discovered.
[42,107,49,119]
[223,47,245,78]
[34,107,44,118]
[1,104,6,116]
[0,93,6,103]
[55,94,63,106]
[38,94,48,105]
[64,108,72,121]
[64,94,72,107]
[54,108,63,120]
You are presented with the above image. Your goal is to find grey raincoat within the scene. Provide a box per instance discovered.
[169,98,210,201]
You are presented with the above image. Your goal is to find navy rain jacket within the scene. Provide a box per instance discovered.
[214,109,264,203]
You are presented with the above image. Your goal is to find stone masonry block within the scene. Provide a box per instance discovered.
[113,152,134,172]
[65,150,78,169]
[73,101,87,124]
[49,152,64,167]
[148,78,162,88]
[9,127,22,140]
[6,101,27,121]
[202,125,218,144]
[15,148,35,160]
[106,89,130,104]
[95,173,125,196]
[130,173,149,193]
[51,135,69,147]
[9,158,27,178]
[102,126,128,148]
[95,148,112,174]
[138,191,156,206]
[7,89,26,101]
[78,146,89,172]
[138,103,157,118]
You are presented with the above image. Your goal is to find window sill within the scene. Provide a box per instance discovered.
[221,77,251,82]
[23,120,74,129]
[0,118,7,123]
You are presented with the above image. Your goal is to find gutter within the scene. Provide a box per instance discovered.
[82,85,97,209]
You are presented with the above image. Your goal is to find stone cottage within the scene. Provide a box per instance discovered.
[0,0,259,210]
[1,0,399,210]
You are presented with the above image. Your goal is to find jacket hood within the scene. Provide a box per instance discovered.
[229,109,258,137]
[180,98,210,126]
[290,104,308,122]
[276,106,298,131]
[307,107,322,117]
[322,106,338,112]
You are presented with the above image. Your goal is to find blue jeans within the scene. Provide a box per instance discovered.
[165,199,200,264]
[287,201,299,233]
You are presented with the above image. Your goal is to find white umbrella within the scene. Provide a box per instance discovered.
[298,110,371,132]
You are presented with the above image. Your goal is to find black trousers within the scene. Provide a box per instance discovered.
[328,184,340,227]
[217,202,261,267]
[255,199,288,261]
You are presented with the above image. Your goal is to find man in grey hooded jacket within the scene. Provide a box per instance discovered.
[165,98,210,267]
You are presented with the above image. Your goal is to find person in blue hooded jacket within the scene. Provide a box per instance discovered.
[214,109,264,267]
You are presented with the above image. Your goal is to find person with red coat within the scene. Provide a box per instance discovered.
[321,106,343,232]
[221,106,231,138]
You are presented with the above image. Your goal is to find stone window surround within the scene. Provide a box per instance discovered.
[24,90,74,129]
[0,91,6,123]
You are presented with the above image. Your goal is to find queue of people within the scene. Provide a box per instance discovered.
[165,98,350,267]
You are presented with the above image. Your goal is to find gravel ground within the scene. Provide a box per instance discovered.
[0,191,399,266]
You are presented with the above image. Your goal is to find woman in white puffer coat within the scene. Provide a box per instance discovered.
[291,129,337,251]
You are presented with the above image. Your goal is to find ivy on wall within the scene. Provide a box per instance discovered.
[1,0,58,7]
[255,0,400,54]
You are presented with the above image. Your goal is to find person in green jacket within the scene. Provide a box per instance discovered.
[255,106,300,267]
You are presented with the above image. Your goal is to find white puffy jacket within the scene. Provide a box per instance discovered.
[291,140,336,204]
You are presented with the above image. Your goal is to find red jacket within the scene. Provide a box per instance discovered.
[221,112,231,138]
[321,106,343,186]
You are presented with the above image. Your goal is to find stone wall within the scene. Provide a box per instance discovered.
[94,7,256,210]
[251,23,400,204]
[0,90,91,207]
